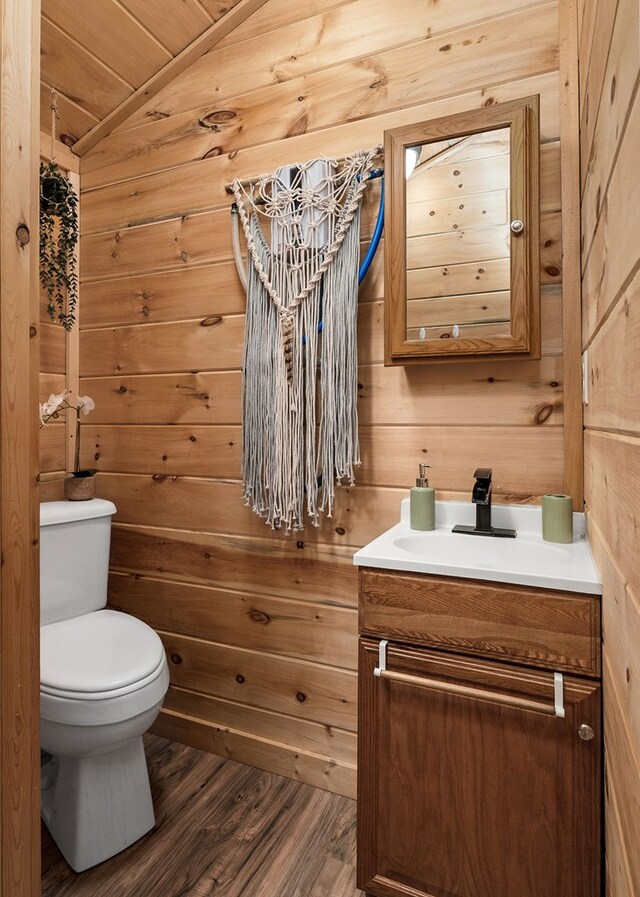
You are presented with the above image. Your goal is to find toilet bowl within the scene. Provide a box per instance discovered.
[40,500,170,872]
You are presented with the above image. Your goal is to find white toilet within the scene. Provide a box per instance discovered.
[39,499,170,873]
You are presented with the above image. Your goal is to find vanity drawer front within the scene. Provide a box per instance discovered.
[359,568,601,677]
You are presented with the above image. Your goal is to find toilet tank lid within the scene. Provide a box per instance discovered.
[40,499,117,527]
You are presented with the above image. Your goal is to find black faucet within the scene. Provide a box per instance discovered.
[452,468,516,538]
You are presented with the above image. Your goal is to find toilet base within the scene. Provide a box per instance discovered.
[41,736,155,872]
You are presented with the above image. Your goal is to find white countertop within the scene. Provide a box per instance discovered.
[353,499,602,595]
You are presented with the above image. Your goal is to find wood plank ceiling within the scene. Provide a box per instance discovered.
[40,0,241,145]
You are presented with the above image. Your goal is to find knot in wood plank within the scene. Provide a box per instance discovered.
[248,609,271,625]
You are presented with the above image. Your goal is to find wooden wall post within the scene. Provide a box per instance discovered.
[65,170,80,473]
[558,0,584,509]
[0,0,41,893]
[39,133,80,494]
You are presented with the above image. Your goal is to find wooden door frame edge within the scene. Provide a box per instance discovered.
[0,0,41,894]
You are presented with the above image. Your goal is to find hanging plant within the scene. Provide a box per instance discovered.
[39,160,78,331]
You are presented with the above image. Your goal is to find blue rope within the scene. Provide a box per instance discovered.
[359,171,384,285]
[312,171,384,339]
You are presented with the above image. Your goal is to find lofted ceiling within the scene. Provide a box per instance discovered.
[40,0,244,148]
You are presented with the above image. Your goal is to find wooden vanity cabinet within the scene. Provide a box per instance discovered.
[357,568,602,897]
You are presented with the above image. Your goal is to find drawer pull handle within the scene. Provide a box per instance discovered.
[374,640,565,717]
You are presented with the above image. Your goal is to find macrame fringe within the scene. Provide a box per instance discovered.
[234,147,380,532]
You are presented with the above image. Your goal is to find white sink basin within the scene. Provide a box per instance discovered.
[354,500,602,595]
[393,530,568,567]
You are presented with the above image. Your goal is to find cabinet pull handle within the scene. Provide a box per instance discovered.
[374,642,565,717]
[376,668,561,715]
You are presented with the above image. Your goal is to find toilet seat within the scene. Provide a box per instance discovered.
[41,609,169,726]
[41,608,165,693]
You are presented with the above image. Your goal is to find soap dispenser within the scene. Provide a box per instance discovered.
[410,463,435,531]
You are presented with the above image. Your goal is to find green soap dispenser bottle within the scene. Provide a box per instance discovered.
[410,463,436,531]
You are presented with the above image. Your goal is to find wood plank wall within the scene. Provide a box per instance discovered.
[79,0,568,797]
[579,0,640,893]
[39,0,248,146]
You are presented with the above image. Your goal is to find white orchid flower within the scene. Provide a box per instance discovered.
[42,391,68,418]
[77,395,95,415]
[38,390,94,445]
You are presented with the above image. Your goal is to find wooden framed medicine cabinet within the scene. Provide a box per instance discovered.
[384,95,540,364]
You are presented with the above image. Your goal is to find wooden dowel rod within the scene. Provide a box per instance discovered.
[224,151,384,195]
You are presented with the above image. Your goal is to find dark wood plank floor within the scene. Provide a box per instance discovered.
[41,734,364,897]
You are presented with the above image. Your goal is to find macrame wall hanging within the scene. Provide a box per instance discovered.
[232,145,382,532]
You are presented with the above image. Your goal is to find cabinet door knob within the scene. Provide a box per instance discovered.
[578,724,595,741]
[510,219,525,234]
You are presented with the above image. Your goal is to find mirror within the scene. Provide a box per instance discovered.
[405,127,512,342]
[384,97,540,364]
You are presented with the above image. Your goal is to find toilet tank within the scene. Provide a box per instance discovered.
[40,499,117,626]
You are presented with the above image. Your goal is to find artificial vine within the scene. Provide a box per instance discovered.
[39,160,78,331]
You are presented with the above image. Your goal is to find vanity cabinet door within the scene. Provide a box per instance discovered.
[357,638,601,897]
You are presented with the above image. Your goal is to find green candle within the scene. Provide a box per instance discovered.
[542,494,573,543]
